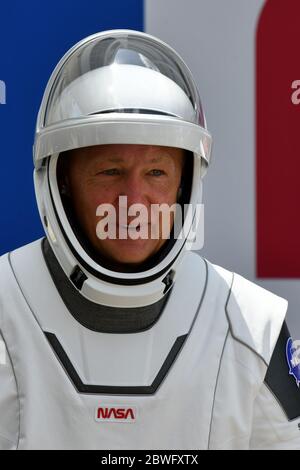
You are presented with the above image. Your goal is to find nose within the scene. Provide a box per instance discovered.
[116,171,150,224]
[117,171,149,207]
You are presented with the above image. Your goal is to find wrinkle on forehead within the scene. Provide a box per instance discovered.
[68,144,186,170]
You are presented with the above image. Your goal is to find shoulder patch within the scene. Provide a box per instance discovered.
[286,337,300,388]
[265,322,300,421]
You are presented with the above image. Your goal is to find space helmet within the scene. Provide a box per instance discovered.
[33,29,212,308]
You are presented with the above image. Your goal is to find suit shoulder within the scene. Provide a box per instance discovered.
[205,259,288,365]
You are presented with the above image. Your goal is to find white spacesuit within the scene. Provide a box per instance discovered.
[0,30,299,450]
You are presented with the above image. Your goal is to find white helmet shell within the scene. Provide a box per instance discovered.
[33,29,212,308]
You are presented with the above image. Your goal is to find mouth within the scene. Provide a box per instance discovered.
[118,224,145,232]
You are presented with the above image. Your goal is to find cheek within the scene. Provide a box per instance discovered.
[152,172,182,202]
[150,184,179,206]
[75,184,118,213]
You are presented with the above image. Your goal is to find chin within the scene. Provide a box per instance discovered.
[110,253,149,265]
[95,239,163,266]
[100,241,156,261]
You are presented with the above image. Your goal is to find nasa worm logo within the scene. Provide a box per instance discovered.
[286,337,300,388]
[95,405,137,423]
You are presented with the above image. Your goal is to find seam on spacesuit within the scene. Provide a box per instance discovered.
[225,272,268,367]
[8,249,45,334]
[0,328,20,450]
[188,257,209,333]
[207,328,230,449]
[207,263,234,449]
[207,273,234,450]
[0,432,17,448]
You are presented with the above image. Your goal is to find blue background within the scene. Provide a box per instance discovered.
[0,0,143,255]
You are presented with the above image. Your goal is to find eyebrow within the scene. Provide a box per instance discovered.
[105,155,170,164]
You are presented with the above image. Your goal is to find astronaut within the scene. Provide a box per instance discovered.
[0,29,299,450]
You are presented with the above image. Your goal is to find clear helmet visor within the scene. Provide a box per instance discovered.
[34,30,211,169]
[42,30,205,128]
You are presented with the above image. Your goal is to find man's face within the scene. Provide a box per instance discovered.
[65,144,185,266]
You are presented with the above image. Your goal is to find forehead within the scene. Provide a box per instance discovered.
[70,144,185,164]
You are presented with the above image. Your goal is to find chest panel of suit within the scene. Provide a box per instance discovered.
[0,240,231,449]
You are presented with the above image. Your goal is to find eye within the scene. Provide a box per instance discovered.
[97,168,120,176]
[148,169,165,176]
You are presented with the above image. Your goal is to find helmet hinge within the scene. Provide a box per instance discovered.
[162,269,175,294]
[70,265,87,290]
